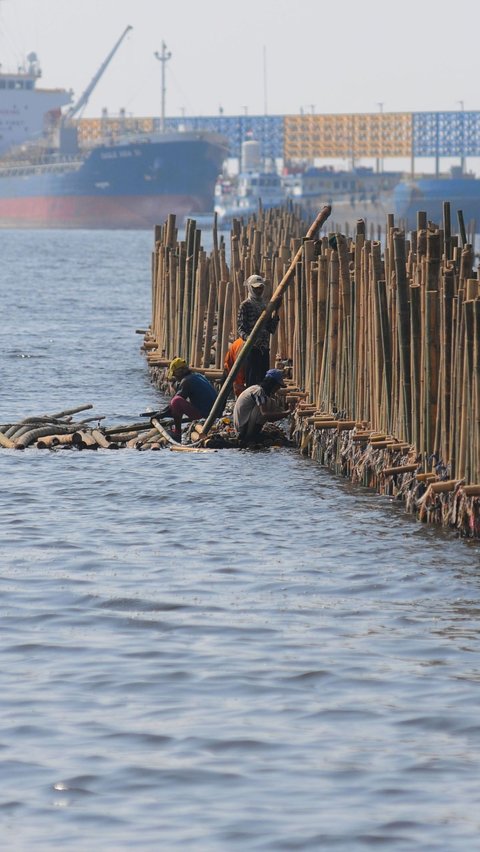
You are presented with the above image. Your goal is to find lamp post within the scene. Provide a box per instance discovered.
[154,42,172,133]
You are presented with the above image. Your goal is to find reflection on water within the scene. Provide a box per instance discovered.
[1,231,480,850]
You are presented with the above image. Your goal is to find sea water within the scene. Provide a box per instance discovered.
[1,229,480,851]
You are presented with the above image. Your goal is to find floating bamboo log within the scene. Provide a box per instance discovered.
[0,431,15,448]
[0,407,179,452]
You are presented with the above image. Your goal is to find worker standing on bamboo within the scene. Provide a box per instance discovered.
[237,275,280,387]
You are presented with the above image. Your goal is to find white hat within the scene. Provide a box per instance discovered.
[246,274,265,288]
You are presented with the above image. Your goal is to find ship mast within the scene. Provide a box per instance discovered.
[154,42,172,133]
[65,25,132,120]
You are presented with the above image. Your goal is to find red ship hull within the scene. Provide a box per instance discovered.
[0,194,209,229]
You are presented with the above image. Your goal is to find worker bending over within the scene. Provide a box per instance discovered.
[233,368,287,447]
[167,357,217,442]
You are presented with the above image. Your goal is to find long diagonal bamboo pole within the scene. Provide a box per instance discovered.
[199,206,332,439]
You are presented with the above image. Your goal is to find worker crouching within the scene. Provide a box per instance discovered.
[167,358,218,442]
[233,368,288,448]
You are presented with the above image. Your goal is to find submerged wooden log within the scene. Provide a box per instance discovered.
[71,431,98,449]
[131,428,159,448]
[15,425,73,449]
[37,434,72,449]
[0,431,15,449]
[91,429,111,449]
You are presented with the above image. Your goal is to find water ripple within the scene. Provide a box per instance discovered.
[1,231,480,850]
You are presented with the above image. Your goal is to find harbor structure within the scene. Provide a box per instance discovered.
[86,110,480,230]
[1,26,479,230]
[88,110,478,171]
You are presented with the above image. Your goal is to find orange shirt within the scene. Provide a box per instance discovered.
[224,338,246,396]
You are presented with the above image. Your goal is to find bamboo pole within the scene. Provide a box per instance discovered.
[327,249,339,411]
[376,280,392,429]
[220,281,233,368]
[202,267,217,368]
[215,280,227,369]
[192,253,208,367]
[443,201,451,261]
[393,231,412,442]
[474,300,480,482]
[457,210,467,247]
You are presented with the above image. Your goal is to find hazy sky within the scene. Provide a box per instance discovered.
[0,0,477,119]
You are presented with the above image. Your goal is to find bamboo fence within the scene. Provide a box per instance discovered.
[144,203,480,535]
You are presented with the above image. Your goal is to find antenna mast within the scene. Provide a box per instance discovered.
[154,42,172,133]
[263,45,268,116]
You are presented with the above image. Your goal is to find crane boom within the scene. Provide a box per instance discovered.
[65,25,132,120]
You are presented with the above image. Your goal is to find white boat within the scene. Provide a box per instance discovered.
[213,137,405,229]
[212,137,284,226]
[214,169,285,226]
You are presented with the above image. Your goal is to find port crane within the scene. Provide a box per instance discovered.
[64,25,132,120]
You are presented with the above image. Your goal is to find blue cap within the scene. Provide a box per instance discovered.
[265,368,286,387]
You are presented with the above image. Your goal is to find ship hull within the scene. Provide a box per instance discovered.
[0,132,226,229]
[394,177,480,230]
[0,193,213,229]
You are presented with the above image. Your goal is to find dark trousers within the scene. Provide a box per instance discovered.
[238,423,264,448]
[245,347,270,387]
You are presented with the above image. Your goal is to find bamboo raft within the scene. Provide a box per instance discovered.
[0,404,289,452]
[144,203,480,537]
[0,405,174,451]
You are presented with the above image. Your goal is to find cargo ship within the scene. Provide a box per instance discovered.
[0,28,227,229]
[393,167,480,230]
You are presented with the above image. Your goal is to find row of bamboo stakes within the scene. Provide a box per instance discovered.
[147,202,480,488]
[326,216,476,251]
[149,205,309,376]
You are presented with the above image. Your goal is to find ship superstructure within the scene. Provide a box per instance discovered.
[0,52,71,155]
